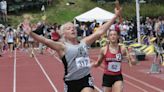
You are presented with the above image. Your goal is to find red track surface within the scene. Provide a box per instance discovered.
[0,48,164,92]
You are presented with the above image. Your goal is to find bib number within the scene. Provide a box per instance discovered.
[116,53,122,61]
[108,62,121,72]
[75,57,90,68]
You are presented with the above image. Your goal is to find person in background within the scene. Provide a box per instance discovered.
[6,27,15,57]
[0,0,7,23]
[0,27,4,56]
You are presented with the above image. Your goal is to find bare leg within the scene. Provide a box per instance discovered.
[81,87,94,92]
[112,81,123,92]
[103,86,112,92]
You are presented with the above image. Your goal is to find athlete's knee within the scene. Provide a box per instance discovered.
[103,87,112,92]
[81,87,94,92]
[112,81,123,92]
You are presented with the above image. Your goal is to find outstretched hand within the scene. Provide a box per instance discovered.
[114,7,122,17]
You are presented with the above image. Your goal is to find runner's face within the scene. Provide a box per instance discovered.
[64,23,77,39]
[108,31,119,43]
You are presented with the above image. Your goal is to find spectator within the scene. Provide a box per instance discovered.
[0,26,4,56]
[51,28,60,41]
[0,0,7,23]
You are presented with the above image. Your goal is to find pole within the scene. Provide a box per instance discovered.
[136,0,141,44]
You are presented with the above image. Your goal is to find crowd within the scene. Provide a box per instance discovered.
[0,5,163,91]
[0,15,61,57]
[0,15,164,57]
[77,16,164,47]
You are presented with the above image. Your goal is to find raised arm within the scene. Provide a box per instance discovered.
[24,25,65,56]
[82,8,121,46]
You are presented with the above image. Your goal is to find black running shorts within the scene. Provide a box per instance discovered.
[102,74,123,87]
[64,74,94,92]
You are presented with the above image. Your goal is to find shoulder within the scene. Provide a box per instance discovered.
[100,46,107,54]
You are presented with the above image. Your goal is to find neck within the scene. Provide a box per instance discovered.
[66,38,78,45]
[109,42,118,48]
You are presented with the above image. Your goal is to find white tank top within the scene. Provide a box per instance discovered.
[7,32,14,43]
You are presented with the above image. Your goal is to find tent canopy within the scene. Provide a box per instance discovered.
[75,7,115,23]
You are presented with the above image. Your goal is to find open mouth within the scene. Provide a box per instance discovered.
[71,32,76,35]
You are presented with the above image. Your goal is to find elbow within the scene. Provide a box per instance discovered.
[95,30,103,38]
[131,62,137,65]
[131,59,138,65]
[97,28,104,35]
[92,62,100,68]
[96,61,102,67]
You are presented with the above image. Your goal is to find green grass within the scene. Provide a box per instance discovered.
[8,0,164,27]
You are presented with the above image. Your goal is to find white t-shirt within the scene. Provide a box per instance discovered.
[0,1,7,10]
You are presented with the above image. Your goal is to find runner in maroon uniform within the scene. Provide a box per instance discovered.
[92,30,137,92]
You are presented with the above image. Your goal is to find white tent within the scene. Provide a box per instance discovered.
[75,7,115,23]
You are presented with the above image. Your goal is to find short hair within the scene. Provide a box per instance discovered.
[59,22,74,40]
[60,22,74,34]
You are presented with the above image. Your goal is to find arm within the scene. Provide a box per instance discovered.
[115,0,123,23]
[82,8,121,46]
[30,32,64,51]
[121,46,137,66]
[24,25,65,56]
[91,47,105,67]
[128,47,137,65]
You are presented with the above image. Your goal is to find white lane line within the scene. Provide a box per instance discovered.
[33,54,58,92]
[94,86,103,92]
[53,55,102,92]
[52,54,61,63]
[47,50,61,63]
[13,50,17,92]
[123,73,164,92]
[124,80,148,92]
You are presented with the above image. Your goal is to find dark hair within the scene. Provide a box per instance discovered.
[108,30,120,43]
[9,28,13,32]
[109,30,120,36]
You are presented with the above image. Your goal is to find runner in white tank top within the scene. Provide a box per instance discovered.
[6,29,14,57]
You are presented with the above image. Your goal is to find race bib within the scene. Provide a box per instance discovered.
[116,53,122,61]
[75,57,90,68]
[108,62,121,72]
